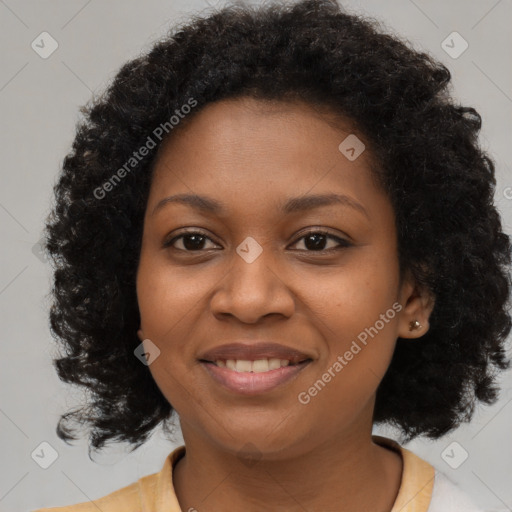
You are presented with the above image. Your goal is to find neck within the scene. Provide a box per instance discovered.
[172,422,403,512]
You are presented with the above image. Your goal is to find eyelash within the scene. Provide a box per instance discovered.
[163,229,352,254]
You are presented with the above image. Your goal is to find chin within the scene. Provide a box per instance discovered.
[206,421,312,461]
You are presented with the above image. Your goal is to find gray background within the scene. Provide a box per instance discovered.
[1,0,511,511]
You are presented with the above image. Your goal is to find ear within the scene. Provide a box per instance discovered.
[397,269,435,339]
[137,328,145,342]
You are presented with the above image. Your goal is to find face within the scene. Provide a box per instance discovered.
[136,97,432,460]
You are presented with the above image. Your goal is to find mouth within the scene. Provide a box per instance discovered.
[198,357,313,395]
[199,357,311,372]
[198,341,313,365]
[197,341,314,395]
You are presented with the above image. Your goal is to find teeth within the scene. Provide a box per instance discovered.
[235,360,252,372]
[252,359,270,372]
[268,358,282,370]
[218,358,293,372]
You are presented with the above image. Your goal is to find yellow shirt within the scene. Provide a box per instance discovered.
[32,435,439,512]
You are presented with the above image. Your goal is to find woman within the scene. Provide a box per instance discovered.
[35,0,511,510]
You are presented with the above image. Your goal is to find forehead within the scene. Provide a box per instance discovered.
[154,96,364,163]
[148,97,386,220]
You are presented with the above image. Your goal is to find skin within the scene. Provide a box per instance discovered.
[136,97,435,512]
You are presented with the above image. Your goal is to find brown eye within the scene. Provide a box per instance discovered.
[163,231,219,251]
[162,229,352,254]
[290,230,352,252]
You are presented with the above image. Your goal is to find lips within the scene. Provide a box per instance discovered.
[198,342,312,365]
[200,360,311,395]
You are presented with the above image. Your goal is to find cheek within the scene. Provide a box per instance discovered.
[308,249,400,385]
[136,261,202,411]
[297,284,399,425]
[136,253,211,338]
[314,249,399,335]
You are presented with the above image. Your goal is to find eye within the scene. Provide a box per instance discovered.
[163,230,219,252]
[289,230,352,253]
[163,229,352,253]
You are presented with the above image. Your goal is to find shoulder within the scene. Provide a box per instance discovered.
[372,436,487,512]
[31,445,185,512]
[429,471,485,512]
[31,472,158,512]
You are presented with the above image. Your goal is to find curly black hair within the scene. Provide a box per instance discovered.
[44,0,512,455]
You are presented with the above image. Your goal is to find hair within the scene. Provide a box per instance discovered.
[44,0,512,455]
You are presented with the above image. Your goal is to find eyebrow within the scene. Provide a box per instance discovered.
[152,192,369,219]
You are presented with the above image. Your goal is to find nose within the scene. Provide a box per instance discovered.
[209,245,295,324]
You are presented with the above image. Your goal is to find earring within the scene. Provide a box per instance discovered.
[409,320,422,331]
